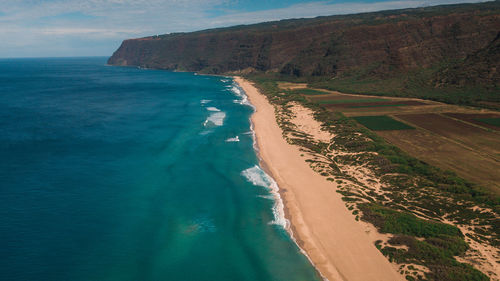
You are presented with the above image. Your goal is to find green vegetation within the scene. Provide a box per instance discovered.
[388,237,488,281]
[361,204,488,281]
[307,69,500,109]
[291,89,327,95]
[316,98,386,104]
[255,61,499,110]
[477,117,500,127]
[360,204,461,237]
[349,104,410,108]
[353,115,415,130]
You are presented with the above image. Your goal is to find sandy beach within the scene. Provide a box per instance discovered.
[235,77,404,281]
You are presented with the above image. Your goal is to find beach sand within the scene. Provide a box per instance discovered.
[235,77,404,281]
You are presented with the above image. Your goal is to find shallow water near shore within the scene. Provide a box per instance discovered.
[0,57,321,281]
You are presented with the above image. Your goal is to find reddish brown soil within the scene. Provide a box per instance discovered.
[324,100,427,108]
[395,113,500,160]
[443,113,500,131]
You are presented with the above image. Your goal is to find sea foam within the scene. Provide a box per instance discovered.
[241,165,288,228]
[229,84,253,107]
[204,112,226,127]
[225,136,240,142]
[206,107,221,112]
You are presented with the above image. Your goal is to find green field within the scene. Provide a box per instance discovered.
[353,115,414,130]
[317,98,386,104]
[292,89,328,95]
[349,104,410,108]
[477,117,500,127]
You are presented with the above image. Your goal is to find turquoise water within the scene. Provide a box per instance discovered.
[0,57,321,281]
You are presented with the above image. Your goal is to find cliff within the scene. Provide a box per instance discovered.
[108,1,500,105]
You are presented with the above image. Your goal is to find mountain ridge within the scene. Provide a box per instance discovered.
[108,1,500,106]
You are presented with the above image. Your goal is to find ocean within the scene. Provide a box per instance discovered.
[0,57,321,281]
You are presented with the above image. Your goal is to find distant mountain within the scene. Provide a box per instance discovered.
[108,1,500,106]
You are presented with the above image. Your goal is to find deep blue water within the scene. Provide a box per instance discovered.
[0,57,320,281]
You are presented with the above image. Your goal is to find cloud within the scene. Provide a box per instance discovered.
[39,27,140,37]
[0,0,490,57]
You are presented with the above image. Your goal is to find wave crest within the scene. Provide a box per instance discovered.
[241,165,288,228]
[229,84,253,107]
[203,112,226,127]
[206,107,220,112]
[225,136,240,142]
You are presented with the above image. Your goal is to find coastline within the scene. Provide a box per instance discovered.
[234,76,404,281]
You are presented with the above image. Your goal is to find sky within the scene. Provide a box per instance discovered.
[0,0,488,58]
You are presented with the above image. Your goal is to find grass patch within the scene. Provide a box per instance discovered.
[348,104,411,108]
[353,115,414,130]
[477,117,500,127]
[360,203,461,237]
[292,88,328,95]
[317,98,386,104]
[360,203,489,281]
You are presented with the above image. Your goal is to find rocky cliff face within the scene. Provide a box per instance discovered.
[108,2,500,88]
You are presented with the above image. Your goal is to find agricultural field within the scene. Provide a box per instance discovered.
[276,81,307,90]
[444,113,500,131]
[377,126,500,191]
[352,116,414,131]
[329,100,426,108]
[395,114,500,158]
[303,90,444,116]
[317,98,387,104]
[309,94,388,104]
[289,84,500,194]
[478,117,500,127]
[290,88,329,95]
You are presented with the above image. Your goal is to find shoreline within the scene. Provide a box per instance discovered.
[246,113,324,279]
[234,76,404,281]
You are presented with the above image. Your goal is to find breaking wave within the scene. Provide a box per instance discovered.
[241,165,288,228]
[229,84,253,107]
[225,136,240,142]
[203,112,226,127]
[206,107,221,112]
